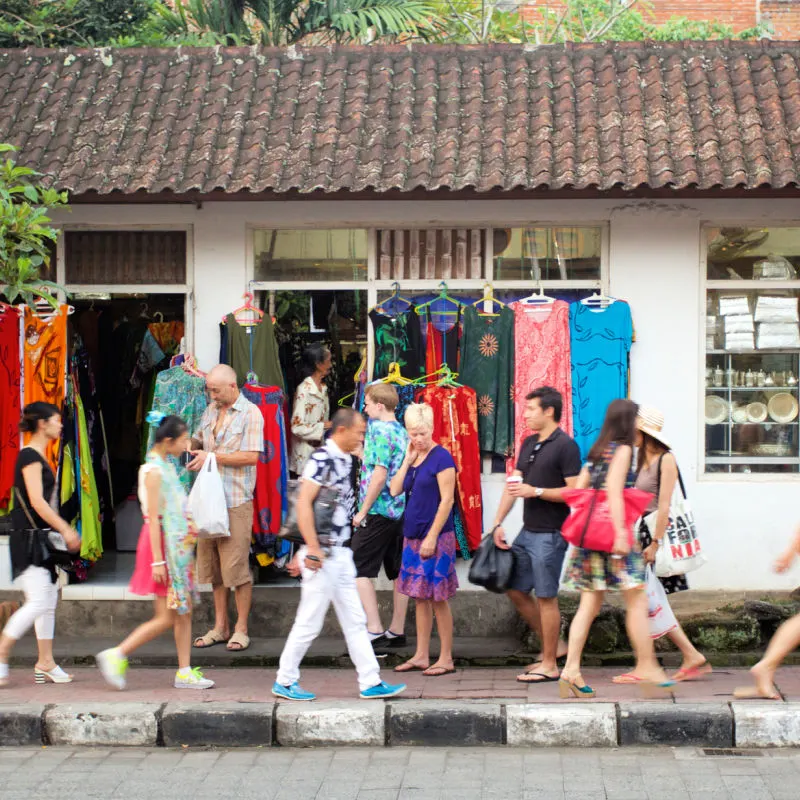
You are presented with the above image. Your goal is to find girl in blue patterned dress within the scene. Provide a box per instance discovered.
[559,399,672,698]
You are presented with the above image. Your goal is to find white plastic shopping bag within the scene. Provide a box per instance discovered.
[646,567,678,640]
[188,454,230,538]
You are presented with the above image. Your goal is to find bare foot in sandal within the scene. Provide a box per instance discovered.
[193,630,229,649]
[394,659,429,673]
[423,663,456,677]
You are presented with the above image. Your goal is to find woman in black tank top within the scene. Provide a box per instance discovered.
[0,403,80,688]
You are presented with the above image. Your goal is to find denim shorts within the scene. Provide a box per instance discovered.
[509,529,568,598]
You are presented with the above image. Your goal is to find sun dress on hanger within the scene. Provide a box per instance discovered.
[370,305,423,380]
[570,301,633,460]
[509,300,572,471]
[459,305,514,459]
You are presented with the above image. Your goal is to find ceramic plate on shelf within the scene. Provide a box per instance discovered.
[705,395,729,424]
[767,392,799,423]
[750,444,794,457]
[746,402,768,423]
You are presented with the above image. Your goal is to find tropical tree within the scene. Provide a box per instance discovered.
[0,145,68,310]
[0,0,154,48]
[140,0,442,46]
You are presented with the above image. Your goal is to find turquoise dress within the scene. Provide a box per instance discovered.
[570,301,633,460]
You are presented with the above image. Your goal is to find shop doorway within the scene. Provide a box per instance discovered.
[68,293,187,559]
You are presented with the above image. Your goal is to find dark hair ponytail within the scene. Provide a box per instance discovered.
[299,343,330,380]
[154,415,188,443]
[19,402,61,434]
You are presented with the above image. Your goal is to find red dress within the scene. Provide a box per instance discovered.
[129,520,168,597]
[509,300,573,472]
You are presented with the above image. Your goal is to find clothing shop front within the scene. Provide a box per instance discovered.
[2,42,800,595]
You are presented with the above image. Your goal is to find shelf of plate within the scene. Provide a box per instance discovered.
[705,386,799,392]
[706,457,800,465]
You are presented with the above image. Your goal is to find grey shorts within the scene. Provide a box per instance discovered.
[509,529,568,598]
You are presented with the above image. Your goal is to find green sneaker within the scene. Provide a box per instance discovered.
[96,648,128,690]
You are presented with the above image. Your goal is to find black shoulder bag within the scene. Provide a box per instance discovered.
[14,487,74,570]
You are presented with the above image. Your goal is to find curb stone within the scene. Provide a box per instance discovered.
[506,703,617,747]
[618,702,733,747]
[733,702,800,748]
[276,702,384,747]
[389,701,504,746]
[44,703,160,747]
[0,703,45,746]
[162,702,274,748]
[15,700,800,749]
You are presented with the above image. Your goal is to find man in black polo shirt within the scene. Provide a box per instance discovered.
[492,386,581,684]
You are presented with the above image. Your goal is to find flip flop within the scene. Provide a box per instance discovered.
[394,662,427,673]
[226,632,251,652]
[733,685,782,700]
[193,630,229,649]
[672,662,713,682]
[612,672,646,685]
[517,672,560,684]
[422,667,456,677]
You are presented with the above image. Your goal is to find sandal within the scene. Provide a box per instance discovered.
[612,672,646,685]
[394,662,427,673]
[422,666,456,677]
[226,632,251,652]
[517,671,560,684]
[193,630,229,649]
[673,662,713,682]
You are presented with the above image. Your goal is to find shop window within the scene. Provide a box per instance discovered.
[254,229,367,282]
[493,227,602,282]
[705,227,800,475]
[376,229,486,281]
[65,231,186,285]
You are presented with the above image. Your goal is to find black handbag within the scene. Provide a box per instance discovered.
[468,532,516,594]
[14,488,74,570]
[279,462,340,545]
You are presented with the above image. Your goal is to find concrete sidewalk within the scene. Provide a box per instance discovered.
[1,665,800,750]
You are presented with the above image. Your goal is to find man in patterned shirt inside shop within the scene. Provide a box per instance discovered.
[352,383,410,649]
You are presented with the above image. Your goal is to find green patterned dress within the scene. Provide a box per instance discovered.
[459,305,515,459]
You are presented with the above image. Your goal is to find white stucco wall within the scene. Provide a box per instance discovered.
[52,196,800,590]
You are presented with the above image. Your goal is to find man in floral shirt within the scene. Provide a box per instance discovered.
[352,384,410,648]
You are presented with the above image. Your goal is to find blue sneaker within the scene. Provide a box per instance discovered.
[359,681,407,700]
[272,681,316,701]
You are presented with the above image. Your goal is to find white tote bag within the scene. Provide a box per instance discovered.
[646,567,678,639]
[643,457,706,578]
[188,454,230,538]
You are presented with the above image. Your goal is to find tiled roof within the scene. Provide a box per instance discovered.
[1,41,800,196]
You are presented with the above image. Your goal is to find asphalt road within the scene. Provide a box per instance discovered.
[1,745,797,799]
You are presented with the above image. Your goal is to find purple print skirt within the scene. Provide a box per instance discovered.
[396,531,459,602]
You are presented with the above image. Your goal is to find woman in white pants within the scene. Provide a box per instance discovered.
[0,403,80,687]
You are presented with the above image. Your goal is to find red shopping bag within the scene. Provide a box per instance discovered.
[561,487,652,552]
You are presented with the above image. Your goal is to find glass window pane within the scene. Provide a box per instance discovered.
[707,227,800,280]
[705,287,800,473]
[493,226,602,282]
[376,229,485,281]
[254,229,367,282]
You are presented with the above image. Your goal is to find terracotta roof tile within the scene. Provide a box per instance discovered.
[3,42,800,195]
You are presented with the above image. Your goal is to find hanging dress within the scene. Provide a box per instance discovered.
[509,300,573,471]
[0,306,22,509]
[242,383,289,550]
[424,305,461,375]
[459,305,515,459]
[370,305,423,380]
[225,313,284,390]
[23,305,69,471]
[419,384,482,551]
[570,301,634,460]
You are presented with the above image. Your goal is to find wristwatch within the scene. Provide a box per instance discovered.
[534,487,545,498]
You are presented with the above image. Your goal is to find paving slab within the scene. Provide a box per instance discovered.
[506,702,617,747]
[276,702,385,747]
[162,701,274,747]
[44,702,160,747]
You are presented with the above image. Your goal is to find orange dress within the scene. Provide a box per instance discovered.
[23,305,68,471]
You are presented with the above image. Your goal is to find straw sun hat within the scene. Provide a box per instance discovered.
[636,406,671,449]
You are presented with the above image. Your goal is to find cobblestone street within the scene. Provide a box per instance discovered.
[2,746,799,800]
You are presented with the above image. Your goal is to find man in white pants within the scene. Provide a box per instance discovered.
[273,408,406,701]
